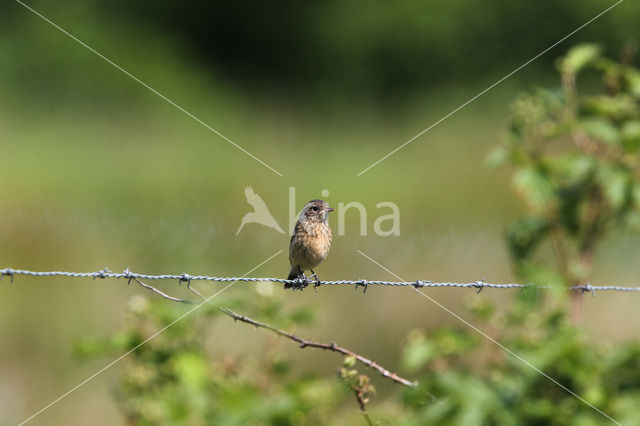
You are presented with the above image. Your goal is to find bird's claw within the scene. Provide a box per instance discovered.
[291,275,310,291]
[308,273,321,292]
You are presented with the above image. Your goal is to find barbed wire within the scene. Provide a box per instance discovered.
[2,267,640,295]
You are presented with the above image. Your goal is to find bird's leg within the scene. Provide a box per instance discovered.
[291,267,308,291]
[309,269,321,292]
[297,267,307,282]
[309,269,320,283]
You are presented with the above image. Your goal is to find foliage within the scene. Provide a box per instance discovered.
[79,45,640,425]
[76,286,361,426]
[489,43,640,294]
[398,292,640,425]
[80,287,640,425]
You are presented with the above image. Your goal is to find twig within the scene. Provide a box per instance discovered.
[132,277,192,304]
[185,280,206,301]
[352,388,374,426]
[343,373,375,425]
[219,307,417,388]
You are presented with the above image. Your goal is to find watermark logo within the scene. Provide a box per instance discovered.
[236,187,285,235]
[236,187,400,236]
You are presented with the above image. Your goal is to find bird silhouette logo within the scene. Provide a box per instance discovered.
[236,186,285,235]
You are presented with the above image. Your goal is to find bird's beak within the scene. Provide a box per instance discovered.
[326,207,335,213]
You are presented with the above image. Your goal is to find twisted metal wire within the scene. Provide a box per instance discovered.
[1,267,639,295]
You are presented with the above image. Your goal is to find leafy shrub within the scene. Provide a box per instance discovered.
[81,45,640,425]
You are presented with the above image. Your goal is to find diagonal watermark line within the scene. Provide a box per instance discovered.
[356,249,621,425]
[356,0,624,176]
[15,0,283,177]
[17,250,283,426]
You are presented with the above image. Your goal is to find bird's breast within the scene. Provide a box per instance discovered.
[290,223,332,269]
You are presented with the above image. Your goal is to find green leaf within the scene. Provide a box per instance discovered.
[548,154,593,182]
[558,44,601,75]
[581,94,639,120]
[580,118,620,146]
[621,120,640,153]
[402,330,435,373]
[516,262,568,300]
[172,352,210,390]
[512,167,553,212]
[596,164,631,210]
[506,216,549,261]
[625,68,640,98]
[342,355,356,368]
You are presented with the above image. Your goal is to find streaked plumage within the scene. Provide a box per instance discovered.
[286,199,334,288]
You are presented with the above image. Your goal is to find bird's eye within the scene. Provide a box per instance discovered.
[311,206,319,211]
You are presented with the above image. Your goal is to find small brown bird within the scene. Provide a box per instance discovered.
[286,199,334,288]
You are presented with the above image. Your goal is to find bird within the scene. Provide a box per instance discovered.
[236,186,285,235]
[286,199,334,289]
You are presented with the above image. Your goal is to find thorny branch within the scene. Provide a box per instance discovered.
[119,276,418,387]
[132,277,191,304]
[219,307,417,388]
[130,277,205,304]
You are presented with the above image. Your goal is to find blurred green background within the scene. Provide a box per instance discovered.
[2,1,640,424]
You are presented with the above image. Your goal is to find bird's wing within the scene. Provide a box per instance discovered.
[290,221,304,245]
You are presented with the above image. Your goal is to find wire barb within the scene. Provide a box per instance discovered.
[93,267,111,280]
[355,280,369,293]
[179,273,205,301]
[576,282,597,298]
[0,268,15,283]
[122,268,134,285]
[414,280,429,289]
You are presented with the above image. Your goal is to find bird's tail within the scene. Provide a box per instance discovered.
[285,266,301,288]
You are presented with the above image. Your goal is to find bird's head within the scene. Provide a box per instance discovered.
[300,199,334,224]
